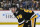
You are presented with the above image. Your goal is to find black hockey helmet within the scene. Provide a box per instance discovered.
[10,4,17,8]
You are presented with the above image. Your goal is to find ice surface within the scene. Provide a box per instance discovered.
[0,25,40,27]
[0,25,18,27]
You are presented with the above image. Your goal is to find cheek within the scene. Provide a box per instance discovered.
[12,9,15,12]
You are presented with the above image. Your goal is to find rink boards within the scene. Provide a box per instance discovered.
[0,10,40,25]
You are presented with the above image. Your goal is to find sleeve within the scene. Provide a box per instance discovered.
[17,14,25,25]
[30,11,38,27]
[18,18,25,25]
[30,11,38,20]
[17,14,25,27]
[16,14,25,25]
[18,23,24,27]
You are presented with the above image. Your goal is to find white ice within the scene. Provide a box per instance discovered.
[0,25,40,27]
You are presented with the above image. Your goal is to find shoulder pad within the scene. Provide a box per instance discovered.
[29,10,32,13]
[24,9,29,12]
[24,9,32,13]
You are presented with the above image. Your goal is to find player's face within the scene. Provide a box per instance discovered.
[11,7,17,13]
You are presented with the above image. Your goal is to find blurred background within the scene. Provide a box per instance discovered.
[0,0,40,10]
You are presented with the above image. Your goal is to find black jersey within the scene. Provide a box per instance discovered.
[14,8,38,25]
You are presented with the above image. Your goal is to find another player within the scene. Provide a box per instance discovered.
[9,4,38,27]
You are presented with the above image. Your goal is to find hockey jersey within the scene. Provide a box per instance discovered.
[14,8,38,25]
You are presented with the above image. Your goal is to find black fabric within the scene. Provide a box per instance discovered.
[14,8,35,25]
[23,21,31,27]
[23,18,36,27]
[13,8,37,27]
[23,11,34,20]
[34,18,36,27]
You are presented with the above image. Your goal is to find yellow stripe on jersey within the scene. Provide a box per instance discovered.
[24,9,29,12]
[30,15,38,20]
[31,18,34,27]
[29,10,32,13]
[24,9,32,13]
[31,15,38,27]
[18,23,24,27]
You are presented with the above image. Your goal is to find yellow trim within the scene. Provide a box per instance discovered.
[29,10,32,13]
[36,22,40,25]
[24,9,29,12]
[18,23,24,27]
[31,15,38,27]
[24,9,32,13]
[0,22,40,25]
[30,15,38,20]
[31,18,34,27]
[0,22,18,25]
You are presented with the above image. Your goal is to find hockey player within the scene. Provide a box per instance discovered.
[10,4,38,27]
